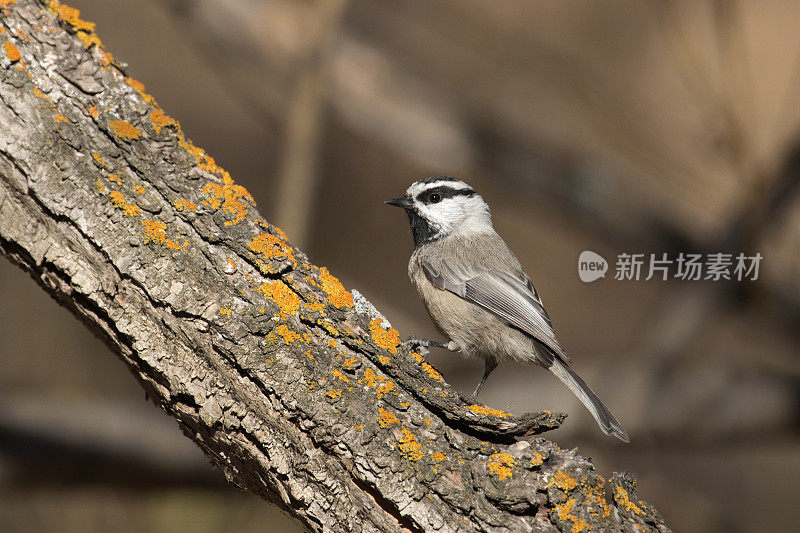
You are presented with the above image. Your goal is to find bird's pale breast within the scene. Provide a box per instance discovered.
[408,241,538,365]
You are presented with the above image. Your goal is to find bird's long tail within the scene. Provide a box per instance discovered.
[549,358,629,442]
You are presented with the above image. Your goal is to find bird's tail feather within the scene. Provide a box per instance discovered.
[549,358,629,442]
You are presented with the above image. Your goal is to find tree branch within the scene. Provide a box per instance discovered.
[0,1,669,531]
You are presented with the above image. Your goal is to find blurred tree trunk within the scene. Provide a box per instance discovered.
[0,2,669,531]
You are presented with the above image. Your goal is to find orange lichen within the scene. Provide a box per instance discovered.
[133,184,146,195]
[530,452,544,466]
[430,451,446,462]
[326,389,342,400]
[33,87,52,103]
[149,109,176,133]
[368,318,400,354]
[571,519,589,532]
[93,180,105,193]
[108,191,139,217]
[141,219,184,250]
[377,355,391,366]
[174,199,197,212]
[125,77,145,93]
[377,407,399,428]
[303,301,326,313]
[3,41,20,62]
[342,357,358,370]
[360,368,395,399]
[411,351,423,363]
[88,104,99,118]
[259,280,301,315]
[421,362,444,382]
[554,497,591,533]
[141,219,166,243]
[248,232,295,269]
[551,470,579,493]
[173,199,197,212]
[202,174,254,226]
[107,173,121,185]
[614,485,643,516]
[318,267,353,308]
[0,1,16,10]
[487,453,516,480]
[467,404,511,418]
[178,136,236,179]
[54,113,68,123]
[76,30,100,48]
[330,368,350,383]
[125,77,155,104]
[376,380,395,398]
[91,152,109,168]
[178,136,205,160]
[555,499,585,531]
[98,48,113,67]
[168,239,185,251]
[49,1,95,32]
[397,428,423,461]
[219,307,232,316]
[586,478,612,519]
[109,120,141,141]
[274,324,303,344]
[556,499,574,520]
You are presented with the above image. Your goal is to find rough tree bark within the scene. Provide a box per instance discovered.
[0,2,669,531]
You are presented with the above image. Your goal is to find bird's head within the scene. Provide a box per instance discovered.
[385,177,493,248]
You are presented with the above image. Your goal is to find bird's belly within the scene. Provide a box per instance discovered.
[416,281,532,364]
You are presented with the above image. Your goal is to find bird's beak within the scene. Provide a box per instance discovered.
[384,195,413,209]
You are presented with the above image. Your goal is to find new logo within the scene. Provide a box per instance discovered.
[578,250,608,282]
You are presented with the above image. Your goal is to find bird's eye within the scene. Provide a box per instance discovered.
[428,193,441,203]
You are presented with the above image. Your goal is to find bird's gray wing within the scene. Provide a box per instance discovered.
[421,258,570,364]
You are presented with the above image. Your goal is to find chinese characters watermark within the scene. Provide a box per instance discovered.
[578,251,762,282]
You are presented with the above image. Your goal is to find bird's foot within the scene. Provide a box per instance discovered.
[402,337,432,362]
[403,337,459,363]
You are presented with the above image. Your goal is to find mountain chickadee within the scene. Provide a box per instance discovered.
[386,177,629,442]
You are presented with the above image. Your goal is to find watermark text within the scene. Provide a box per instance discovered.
[578,251,762,282]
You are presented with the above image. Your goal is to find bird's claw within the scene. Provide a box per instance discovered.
[403,337,431,363]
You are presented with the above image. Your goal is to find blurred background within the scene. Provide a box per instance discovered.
[2,0,800,531]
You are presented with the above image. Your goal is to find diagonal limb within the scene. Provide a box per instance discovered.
[472,359,498,398]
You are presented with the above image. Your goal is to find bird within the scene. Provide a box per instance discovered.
[385,176,629,442]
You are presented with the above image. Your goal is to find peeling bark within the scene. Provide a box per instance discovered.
[0,2,670,532]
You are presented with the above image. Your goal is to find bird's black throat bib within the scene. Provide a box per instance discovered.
[405,208,440,249]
